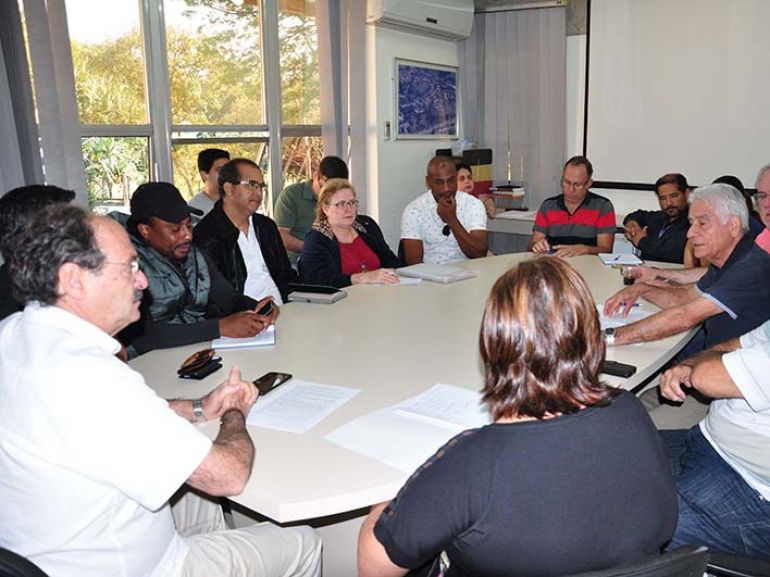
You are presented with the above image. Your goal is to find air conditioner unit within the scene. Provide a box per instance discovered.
[367,0,474,41]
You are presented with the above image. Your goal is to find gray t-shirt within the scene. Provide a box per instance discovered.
[188,192,216,223]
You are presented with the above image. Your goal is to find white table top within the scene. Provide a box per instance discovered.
[129,254,693,523]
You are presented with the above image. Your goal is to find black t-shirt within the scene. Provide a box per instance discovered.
[374,391,677,577]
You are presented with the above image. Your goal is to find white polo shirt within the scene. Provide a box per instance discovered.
[400,191,487,264]
[0,304,212,577]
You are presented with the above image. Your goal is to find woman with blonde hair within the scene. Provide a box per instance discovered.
[358,258,676,577]
[299,178,400,287]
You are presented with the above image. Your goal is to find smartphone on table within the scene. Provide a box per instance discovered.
[253,372,292,395]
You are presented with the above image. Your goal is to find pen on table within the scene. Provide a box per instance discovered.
[618,302,641,308]
[612,255,621,262]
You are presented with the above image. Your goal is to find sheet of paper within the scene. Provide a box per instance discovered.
[597,304,655,330]
[325,408,465,474]
[212,325,275,349]
[395,276,422,285]
[495,209,538,220]
[598,253,643,265]
[247,379,359,434]
[393,383,490,430]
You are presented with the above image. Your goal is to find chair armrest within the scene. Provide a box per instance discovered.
[707,552,770,577]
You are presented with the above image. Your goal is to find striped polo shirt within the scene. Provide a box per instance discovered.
[533,192,616,246]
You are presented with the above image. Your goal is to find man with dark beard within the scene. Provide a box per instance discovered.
[623,173,690,263]
[115,182,277,357]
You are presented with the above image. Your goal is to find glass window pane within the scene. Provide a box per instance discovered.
[165,0,264,126]
[65,0,148,124]
[281,136,322,187]
[171,141,268,200]
[84,137,149,212]
[279,1,320,125]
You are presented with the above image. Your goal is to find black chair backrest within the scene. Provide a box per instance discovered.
[565,546,709,577]
[0,547,49,577]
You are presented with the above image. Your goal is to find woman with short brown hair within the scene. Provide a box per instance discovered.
[359,258,677,577]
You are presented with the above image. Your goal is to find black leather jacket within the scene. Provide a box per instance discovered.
[194,201,298,301]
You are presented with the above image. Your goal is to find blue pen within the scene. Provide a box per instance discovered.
[612,255,621,262]
[618,302,641,308]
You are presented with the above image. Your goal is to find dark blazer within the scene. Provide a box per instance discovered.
[194,201,298,301]
[299,215,400,288]
[623,209,689,264]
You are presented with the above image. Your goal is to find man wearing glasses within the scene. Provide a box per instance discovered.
[113,182,276,357]
[754,163,770,231]
[529,156,616,257]
[194,158,297,303]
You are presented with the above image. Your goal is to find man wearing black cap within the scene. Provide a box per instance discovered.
[114,182,277,356]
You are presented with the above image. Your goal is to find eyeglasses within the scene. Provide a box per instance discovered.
[755,192,769,202]
[103,259,140,275]
[329,199,360,210]
[236,180,267,192]
[561,178,589,191]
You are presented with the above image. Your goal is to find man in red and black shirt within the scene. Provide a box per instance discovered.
[528,156,616,257]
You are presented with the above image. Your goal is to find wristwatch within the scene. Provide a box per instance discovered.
[604,327,616,347]
[192,398,205,423]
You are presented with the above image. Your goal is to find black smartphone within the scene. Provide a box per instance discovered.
[256,300,274,316]
[601,360,637,378]
[179,361,223,380]
[253,372,292,395]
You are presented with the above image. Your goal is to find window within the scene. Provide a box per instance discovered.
[279,0,319,125]
[165,0,264,126]
[83,137,150,213]
[53,0,323,211]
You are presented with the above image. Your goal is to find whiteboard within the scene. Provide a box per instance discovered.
[586,0,770,188]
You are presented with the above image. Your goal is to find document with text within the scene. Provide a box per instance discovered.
[325,384,491,474]
[247,379,359,434]
[212,325,276,349]
[597,304,655,330]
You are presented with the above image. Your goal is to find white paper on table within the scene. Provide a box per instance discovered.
[393,383,490,431]
[247,379,359,434]
[325,408,467,474]
[212,325,275,349]
[395,276,422,286]
[495,210,538,220]
[597,304,655,330]
[598,253,643,265]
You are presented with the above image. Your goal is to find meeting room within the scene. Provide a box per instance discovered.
[1,0,770,576]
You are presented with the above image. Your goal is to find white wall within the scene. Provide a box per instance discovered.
[365,26,461,248]
[565,34,659,216]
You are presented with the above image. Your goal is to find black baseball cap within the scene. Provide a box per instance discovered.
[130,182,203,223]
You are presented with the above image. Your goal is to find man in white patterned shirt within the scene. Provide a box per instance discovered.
[400,156,487,265]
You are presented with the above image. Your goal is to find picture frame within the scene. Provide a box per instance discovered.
[395,59,459,140]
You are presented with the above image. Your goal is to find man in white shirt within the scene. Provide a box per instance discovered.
[194,158,298,304]
[188,148,230,222]
[0,205,321,577]
[400,155,488,265]
[658,322,770,558]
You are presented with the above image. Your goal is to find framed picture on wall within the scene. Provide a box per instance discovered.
[395,59,459,140]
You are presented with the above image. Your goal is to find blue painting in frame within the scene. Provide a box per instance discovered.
[396,59,459,139]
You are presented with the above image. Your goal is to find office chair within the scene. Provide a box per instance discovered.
[565,546,709,577]
[0,547,49,577]
[706,551,770,577]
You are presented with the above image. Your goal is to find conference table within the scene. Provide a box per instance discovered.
[129,253,694,575]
